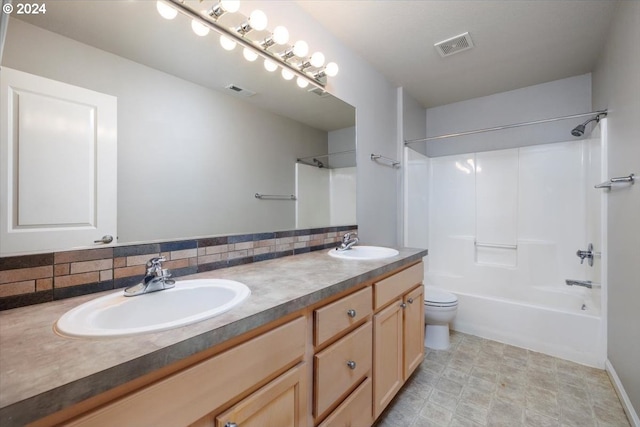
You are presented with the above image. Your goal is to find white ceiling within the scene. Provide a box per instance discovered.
[297,0,619,108]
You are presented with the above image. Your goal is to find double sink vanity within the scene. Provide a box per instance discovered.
[0,246,427,426]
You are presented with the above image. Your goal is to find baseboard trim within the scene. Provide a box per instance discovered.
[606,359,640,427]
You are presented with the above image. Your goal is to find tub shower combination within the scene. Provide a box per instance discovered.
[406,113,607,367]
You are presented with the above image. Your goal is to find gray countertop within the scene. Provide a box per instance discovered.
[0,247,427,426]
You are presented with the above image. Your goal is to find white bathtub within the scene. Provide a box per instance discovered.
[427,274,605,367]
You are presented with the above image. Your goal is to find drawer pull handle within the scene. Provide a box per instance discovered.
[347,309,357,318]
[400,303,407,309]
[225,423,238,427]
[407,298,414,304]
[347,360,356,370]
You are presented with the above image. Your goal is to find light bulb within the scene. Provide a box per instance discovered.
[296,77,309,88]
[156,0,177,20]
[281,69,294,80]
[243,48,258,62]
[324,62,339,77]
[264,59,278,72]
[272,26,289,45]
[249,10,268,31]
[220,35,237,51]
[292,40,309,58]
[310,52,325,68]
[191,19,210,37]
[220,0,240,13]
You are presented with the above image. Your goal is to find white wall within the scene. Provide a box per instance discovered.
[592,0,640,416]
[329,167,356,226]
[255,2,400,246]
[2,18,328,243]
[328,127,356,168]
[425,74,593,157]
[404,148,429,251]
[295,164,330,229]
[428,140,598,290]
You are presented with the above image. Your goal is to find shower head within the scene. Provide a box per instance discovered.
[571,113,607,137]
[571,123,587,137]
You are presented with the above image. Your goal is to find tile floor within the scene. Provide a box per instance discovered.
[374,331,631,427]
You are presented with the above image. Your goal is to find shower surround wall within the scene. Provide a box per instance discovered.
[425,137,604,366]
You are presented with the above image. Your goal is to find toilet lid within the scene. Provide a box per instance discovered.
[424,287,458,305]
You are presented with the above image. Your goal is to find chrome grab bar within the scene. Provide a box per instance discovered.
[370,154,400,168]
[255,193,297,200]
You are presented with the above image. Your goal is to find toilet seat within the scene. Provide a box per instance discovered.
[424,287,458,308]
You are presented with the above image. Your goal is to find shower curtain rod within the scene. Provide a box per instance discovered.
[404,110,608,145]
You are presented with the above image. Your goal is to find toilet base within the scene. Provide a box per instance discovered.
[425,324,451,350]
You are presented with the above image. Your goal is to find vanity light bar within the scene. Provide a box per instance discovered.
[162,0,335,91]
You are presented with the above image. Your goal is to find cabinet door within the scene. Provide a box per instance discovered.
[317,377,372,427]
[214,363,307,427]
[0,67,117,254]
[373,299,403,418]
[403,285,424,380]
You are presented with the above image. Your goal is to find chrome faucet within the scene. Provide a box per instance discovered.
[336,232,359,251]
[576,243,594,266]
[124,256,175,297]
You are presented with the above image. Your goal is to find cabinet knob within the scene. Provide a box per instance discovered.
[400,303,407,309]
[225,423,238,427]
[346,360,356,370]
[407,298,414,304]
[347,309,357,318]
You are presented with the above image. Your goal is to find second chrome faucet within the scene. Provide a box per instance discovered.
[336,232,359,251]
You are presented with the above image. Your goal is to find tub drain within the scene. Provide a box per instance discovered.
[581,304,587,311]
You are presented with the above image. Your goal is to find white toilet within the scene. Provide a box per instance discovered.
[424,286,458,350]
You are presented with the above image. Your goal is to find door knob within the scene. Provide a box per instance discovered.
[93,235,113,244]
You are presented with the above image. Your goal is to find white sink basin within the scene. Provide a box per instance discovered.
[55,279,251,338]
[328,246,400,260]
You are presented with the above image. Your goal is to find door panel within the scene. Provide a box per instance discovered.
[0,67,117,254]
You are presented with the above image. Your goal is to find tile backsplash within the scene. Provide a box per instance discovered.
[0,225,357,311]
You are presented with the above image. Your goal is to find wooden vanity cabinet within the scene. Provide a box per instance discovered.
[64,317,307,427]
[32,260,426,427]
[372,262,424,419]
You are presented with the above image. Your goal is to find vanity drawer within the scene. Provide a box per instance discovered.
[314,286,372,347]
[374,262,423,310]
[317,377,372,427]
[314,321,372,419]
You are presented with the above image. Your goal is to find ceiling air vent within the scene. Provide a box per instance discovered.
[434,32,474,57]
[225,84,256,97]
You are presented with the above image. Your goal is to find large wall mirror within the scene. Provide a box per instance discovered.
[1,1,356,254]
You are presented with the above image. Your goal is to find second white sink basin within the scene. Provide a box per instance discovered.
[328,246,400,260]
[55,279,251,338]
